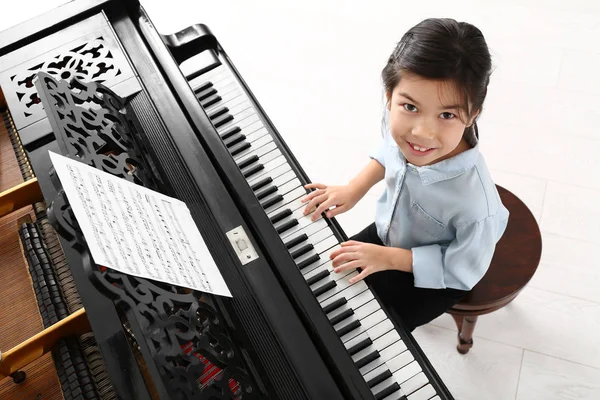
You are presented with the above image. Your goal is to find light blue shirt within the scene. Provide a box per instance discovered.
[371,129,509,291]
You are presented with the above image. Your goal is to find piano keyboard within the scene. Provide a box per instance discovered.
[184,55,441,400]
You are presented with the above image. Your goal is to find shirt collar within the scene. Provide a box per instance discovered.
[399,130,480,185]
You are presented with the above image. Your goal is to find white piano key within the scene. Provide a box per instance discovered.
[283,218,328,244]
[371,376,401,398]
[345,319,394,352]
[362,364,389,384]
[304,259,354,284]
[253,163,293,189]
[275,205,324,236]
[260,178,302,211]
[240,149,281,174]
[235,140,276,166]
[245,155,288,183]
[190,66,226,88]
[298,244,339,274]
[403,373,431,398]
[200,69,234,86]
[329,296,378,328]
[288,226,332,252]
[204,87,243,112]
[234,119,263,138]
[216,108,257,132]
[294,235,337,265]
[351,330,401,364]
[359,340,407,375]
[320,279,368,308]
[245,126,271,143]
[264,186,306,215]
[339,308,387,341]
[381,389,407,400]
[217,101,252,123]
[209,78,240,95]
[393,360,422,385]
[386,349,414,374]
[271,170,297,189]
[277,178,301,196]
[354,299,385,322]
[429,396,441,400]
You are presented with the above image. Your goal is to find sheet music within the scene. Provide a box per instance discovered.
[49,151,231,297]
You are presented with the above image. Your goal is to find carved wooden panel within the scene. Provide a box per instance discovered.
[0,13,135,131]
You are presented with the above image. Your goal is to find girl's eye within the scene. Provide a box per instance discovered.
[403,104,418,112]
[440,112,455,120]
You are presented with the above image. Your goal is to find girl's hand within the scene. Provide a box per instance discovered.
[330,241,412,284]
[301,183,360,221]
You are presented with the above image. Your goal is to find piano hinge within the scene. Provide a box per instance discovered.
[226,226,259,265]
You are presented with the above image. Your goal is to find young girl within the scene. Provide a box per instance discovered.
[301,18,509,332]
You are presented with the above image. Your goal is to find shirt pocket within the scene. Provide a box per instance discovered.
[408,201,445,239]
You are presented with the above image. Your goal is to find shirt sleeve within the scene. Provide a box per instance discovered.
[369,137,387,167]
[410,214,508,290]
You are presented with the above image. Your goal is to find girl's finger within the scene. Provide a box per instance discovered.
[330,245,358,259]
[341,240,361,247]
[325,205,347,219]
[333,259,362,274]
[303,194,328,215]
[304,182,327,190]
[349,268,370,284]
[300,188,324,203]
[331,251,359,267]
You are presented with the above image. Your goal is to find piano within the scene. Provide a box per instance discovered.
[0,1,455,399]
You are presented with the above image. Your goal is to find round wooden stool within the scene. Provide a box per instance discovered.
[447,185,542,354]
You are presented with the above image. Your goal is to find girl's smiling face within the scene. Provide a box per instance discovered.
[387,72,479,166]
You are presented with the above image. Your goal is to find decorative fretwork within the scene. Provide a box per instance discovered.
[37,72,259,399]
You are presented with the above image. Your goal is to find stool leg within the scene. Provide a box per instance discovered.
[454,315,478,354]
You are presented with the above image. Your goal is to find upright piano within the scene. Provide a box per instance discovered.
[0,1,454,399]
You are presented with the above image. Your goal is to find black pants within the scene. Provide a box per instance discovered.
[350,223,467,332]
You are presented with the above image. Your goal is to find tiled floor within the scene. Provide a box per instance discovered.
[137,1,599,398]
[4,0,600,398]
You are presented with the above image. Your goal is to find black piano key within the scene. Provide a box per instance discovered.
[197,87,217,101]
[213,114,234,128]
[237,154,259,170]
[270,208,292,224]
[367,369,393,388]
[226,133,246,148]
[256,185,278,200]
[261,194,284,209]
[243,164,264,179]
[356,350,380,369]
[202,94,222,108]
[221,126,242,140]
[347,337,372,356]
[276,219,298,234]
[290,243,313,259]
[375,383,401,400]
[298,254,320,270]
[284,233,308,249]
[322,297,347,314]
[209,106,229,120]
[312,281,336,297]
[195,81,213,93]
[230,142,251,156]
[252,176,273,192]
[329,308,354,326]
[306,269,330,286]
[336,320,361,337]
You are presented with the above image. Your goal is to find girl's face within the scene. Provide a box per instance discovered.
[387,72,478,166]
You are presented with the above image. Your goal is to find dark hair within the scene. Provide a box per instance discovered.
[382,18,492,134]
